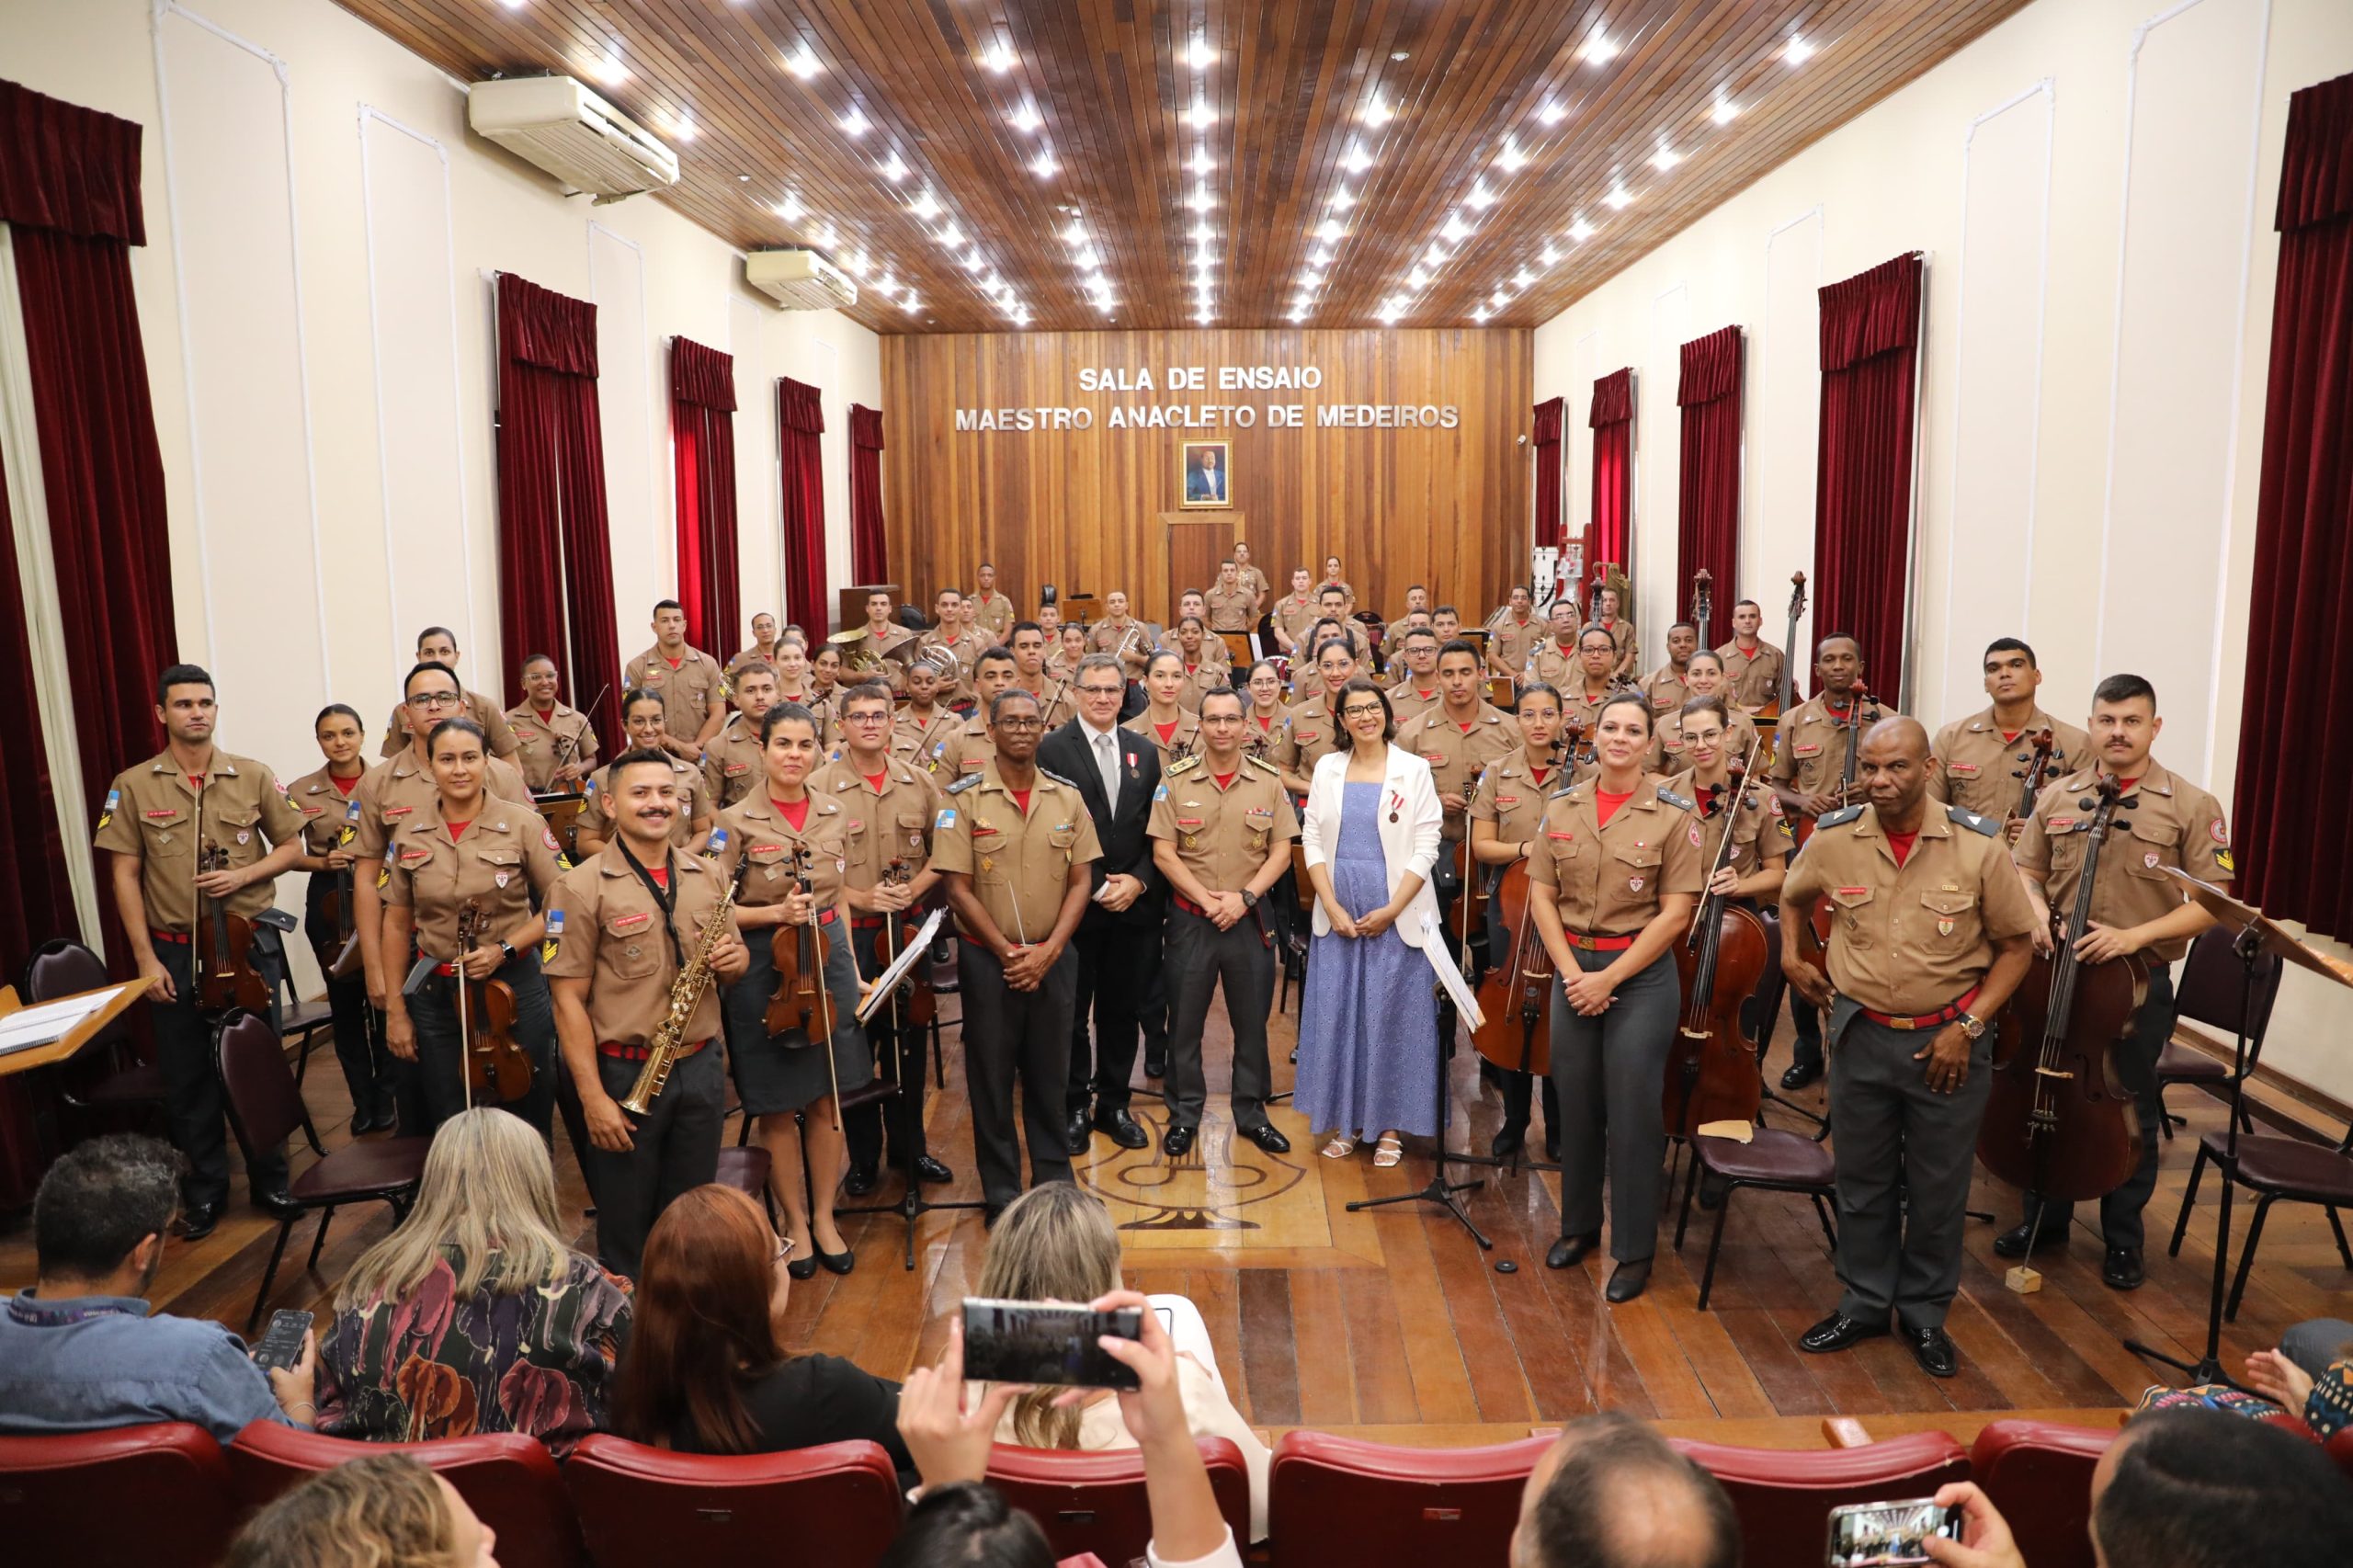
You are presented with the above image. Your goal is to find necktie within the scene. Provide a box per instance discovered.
[1095,730,1120,812]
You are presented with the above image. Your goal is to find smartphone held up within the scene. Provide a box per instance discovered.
[961,1297,1145,1391]
[1825,1497,1963,1566]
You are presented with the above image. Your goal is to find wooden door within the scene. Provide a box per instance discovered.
[1160,512,1240,628]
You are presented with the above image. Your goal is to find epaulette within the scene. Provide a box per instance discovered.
[945,772,984,794]
[1244,755,1282,776]
[1817,803,1866,829]
[1039,767,1081,790]
[1549,780,1580,800]
[1655,786,1695,812]
[1947,803,2001,837]
[1166,754,1204,777]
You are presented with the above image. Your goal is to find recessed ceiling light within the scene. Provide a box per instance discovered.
[1391,51,1409,62]
[1289,307,1308,322]
[734,171,749,182]
[1190,221,1215,241]
[1187,37,1215,70]
[1711,94,1739,126]
[1074,245,1100,268]
[1309,247,1334,267]
[902,290,919,312]
[881,153,910,181]
[1538,243,1559,267]
[1316,217,1345,242]
[1603,180,1633,210]
[1567,214,1596,242]
[1062,218,1086,244]
[1030,149,1058,178]
[1191,147,1216,174]
[874,275,896,298]
[1472,307,1491,323]
[1187,186,1217,211]
[935,222,962,247]
[1651,143,1680,173]
[1439,211,1473,242]
[1300,268,1325,289]
[1329,187,1357,212]
[591,48,629,86]
[840,108,869,137]
[1424,242,1449,267]
[813,222,837,245]
[1363,94,1393,128]
[1184,99,1216,128]
[1009,104,1043,133]
[1341,141,1373,175]
[1379,302,1404,324]
[1490,288,1508,308]
[1538,101,1569,127]
[1496,138,1528,173]
[775,193,803,222]
[1406,267,1429,289]
[983,43,1017,74]
[1512,268,1534,289]
[784,46,823,80]
[1465,179,1496,210]
[958,249,983,270]
[1581,29,1617,65]
[1785,34,1814,65]
[909,189,940,220]
[845,250,868,277]
[674,116,698,143]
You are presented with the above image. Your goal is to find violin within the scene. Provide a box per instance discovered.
[195,838,272,1014]
[878,856,936,1030]
[1790,684,1883,850]
[766,846,830,1041]
[1471,859,1555,1082]
[1665,740,1772,1137]
[1761,571,1806,726]
[455,901,530,1105]
[1979,776,2145,1203]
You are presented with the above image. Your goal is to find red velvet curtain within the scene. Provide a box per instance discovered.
[495,274,624,746]
[779,379,829,634]
[670,337,740,659]
[1812,254,1923,704]
[849,403,888,585]
[2231,72,2353,936]
[1530,396,1564,551]
[1589,369,1633,570]
[1677,327,1744,644]
[0,80,171,1200]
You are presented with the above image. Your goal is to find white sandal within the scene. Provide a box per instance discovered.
[1372,1132,1404,1168]
[1320,1133,1359,1160]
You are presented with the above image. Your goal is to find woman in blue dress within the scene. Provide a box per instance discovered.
[1292,676,1444,1168]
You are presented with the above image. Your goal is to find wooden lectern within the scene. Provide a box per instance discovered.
[0,980,150,1080]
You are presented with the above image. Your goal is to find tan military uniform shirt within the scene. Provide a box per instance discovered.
[770,687,837,754]
[1234,565,1271,608]
[380,690,520,761]
[813,755,942,891]
[1527,777,1706,936]
[1522,641,1586,693]
[971,590,1017,642]
[1664,768,1790,881]
[283,767,367,857]
[1929,708,2095,820]
[1784,802,2038,1014]
[1715,640,1787,710]
[1169,663,1229,715]
[1641,664,1693,716]
[1204,585,1256,632]
[699,713,767,810]
[94,751,310,929]
[2016,763,2232,964]
[351,750,531,861]
[625,644,729,742]
[1650,710,1764,775]
[1386,678,1443,731]
[1591,618,1638,674]
[710,790,852,915]
[729,643,785,675]
[503,702,599,794]
[1086,617,1151,668]
[1488,614,1544,675]
[1154,630,1233,671]
[1270,592,1319,649]
[589,756,707,850]
[1769,693,1895,801]
[1125,711,1201,772]
[917,629,986,702]
[1148,755,1299,892]
[1241,709,1293,768]
[1395,705,1523,841]
[1013,676,1077,733]
[894,708,962,778]
[1468,755,1566,852]
[1274,696,1344,778]
[938,714,999,779]
[542,845,741,1049]
[931,763,1102,947]
[381,799,567,960]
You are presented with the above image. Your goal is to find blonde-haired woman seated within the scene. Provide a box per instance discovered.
[314,1108,631,1455]
[223,1451,497,1568]
[978,1184,1270,1542]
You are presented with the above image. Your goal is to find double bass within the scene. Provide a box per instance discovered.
[1760,572,1807,727]
[1665,736,1772,1137]
[1978,776,2145,1203]
[1790,685,1884,851]
[1689,569,1715,648]
[454,901,531,1105]
[2011,728,2058,824]
[1471,861,1557,1086]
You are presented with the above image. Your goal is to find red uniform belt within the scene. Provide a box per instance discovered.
[1563,930,1637,952]
[850,915,885,931]
[1856,985,1981,1031]
[1173,893,1219,918]
[152,929,192,946]
[597,1037,710,1062]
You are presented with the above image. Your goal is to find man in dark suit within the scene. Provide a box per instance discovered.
[1040,653,1165,1156]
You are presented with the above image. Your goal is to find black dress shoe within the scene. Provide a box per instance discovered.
[1605,1258,1652,1302]
[1906,1324,1959,1378]
[1093,1108,1150,1150]
[177,1202,222,1241]
[2103,1246,2145,1291]
[1992,1221,2068,1259]
[1544,1131,1561,1162]
[1064,1108,1094,1156]
[1163,1125,1196,1156]
[914,1154,954,1185]
[1144,1052,1168,1079]
[1800,1312,1890,1354]
[1779,1060,1824,1091]
[1490,1126,1525,1159]
[786,1254,819,1280]
[253,1190,305,1223]
[843,1161,878,1198]
[817,1244,856,1277]
[1546,1231,1602,1270]
[1240,1122,1290,1155]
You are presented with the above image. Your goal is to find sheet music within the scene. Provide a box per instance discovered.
[0,985,133,1056]
[855,908,947,1023]
[1420,913,1486,1030]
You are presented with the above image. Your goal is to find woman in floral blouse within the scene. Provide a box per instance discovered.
[315,1109,630,1455]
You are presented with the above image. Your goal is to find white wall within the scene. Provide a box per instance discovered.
[1531,0,2353,1103]
[2,0,881,986]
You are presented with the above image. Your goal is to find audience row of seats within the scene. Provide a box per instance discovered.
[0,1415,2120,1568]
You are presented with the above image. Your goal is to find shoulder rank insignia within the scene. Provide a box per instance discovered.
[945,772,984,795]
[1655,786,1695,812]
[1039,767,1081,790]
[1166,755,1203,777]
[1816,803,1867,830]
[1245,755,1282,776]
[1947,804,2000,836]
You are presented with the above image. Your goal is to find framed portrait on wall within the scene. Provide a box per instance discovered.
[1179,439,1233,508]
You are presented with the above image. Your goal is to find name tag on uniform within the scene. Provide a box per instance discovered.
[1547,830,1574,841]
[144,809,179,820]
[1420,752,1449,765]
[1949,762,1980,776]
[608,912,653,935]
[398,846,430,865]
[1496,795,1519,806]
[383,805,413,820]
[749,843,787,861]
[725,761,751,776]
[2048,815,2077,831]
[1793,744,1821,757]
[1176,817,1204,828]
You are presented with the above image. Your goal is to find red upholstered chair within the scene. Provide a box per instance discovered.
[989,1438,1253,1565]
[0,1422,233,1568]
[1970,1420,2113,1568]
[228,1422,582,1568]
[1668,1430,1969,1568]
[2154,924,2281,1139]
[1265,1430,1554,1568]
[713,1142,775,1225]
[564,1434,902,1568]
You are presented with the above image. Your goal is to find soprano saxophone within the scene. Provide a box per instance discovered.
[620,851,751,1115]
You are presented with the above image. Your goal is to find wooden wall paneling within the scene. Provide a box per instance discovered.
[879,328,1531,624]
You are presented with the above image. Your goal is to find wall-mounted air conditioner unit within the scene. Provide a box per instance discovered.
[469,76,679,202]
[745,249,858,312]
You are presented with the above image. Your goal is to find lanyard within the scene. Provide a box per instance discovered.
[615,839,686,969]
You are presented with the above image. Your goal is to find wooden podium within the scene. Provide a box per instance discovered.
[0,980,149,1079]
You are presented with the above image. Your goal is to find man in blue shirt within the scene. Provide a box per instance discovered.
[0,1134,314,1442]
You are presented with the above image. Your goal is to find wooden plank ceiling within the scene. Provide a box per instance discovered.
[334,0,2029,335]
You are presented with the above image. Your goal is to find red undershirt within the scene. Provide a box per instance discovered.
[773,797,812,833]
[1999,729,2021,744]
[1009,789,1033,815]
[1885,828,1918,866]
[1213,771,1237,790]
[2117,777,2140,792]
[329,773,359,797]
[444,819,472,841]
[188,775,205,791]
[861,771,888,794]
[1596,789,1632,826]
[647,867,669,889]
[1154,722,1177,744]
[1529,767,1552,788]
[664,655,684,671]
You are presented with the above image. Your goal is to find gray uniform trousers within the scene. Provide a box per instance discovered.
[1548,948,1680,1262]
[1163,903,1278,1131]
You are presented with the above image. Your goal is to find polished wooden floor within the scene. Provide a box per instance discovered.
[6,974,2348,1449]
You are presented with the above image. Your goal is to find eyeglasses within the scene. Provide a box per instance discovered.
[845,711,892,724]
[1341,705,1386,720]
[1076,684,1124,698]
[410,692,462,710]
[774,1235,798,1264]
[994,717,1045,731]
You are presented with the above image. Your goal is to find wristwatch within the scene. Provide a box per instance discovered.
[1958,1012,1986,1040]
[1242,890,1259,909]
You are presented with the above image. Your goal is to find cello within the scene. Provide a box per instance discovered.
[1471,859,1556,1088]
[454,901,531,1105]
[1790,685,1884,851]
[2010,728,2058,824]
[1978,776,2145,1204]
[1665,736,1772,1137]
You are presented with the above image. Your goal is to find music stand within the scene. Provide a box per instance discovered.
[2125,869,2353,1385]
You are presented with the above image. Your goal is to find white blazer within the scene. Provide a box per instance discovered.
[1299,744,1443,946]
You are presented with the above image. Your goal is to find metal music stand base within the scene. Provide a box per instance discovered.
[1347,1000,1492,1248]
[836,1019,987,1271]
